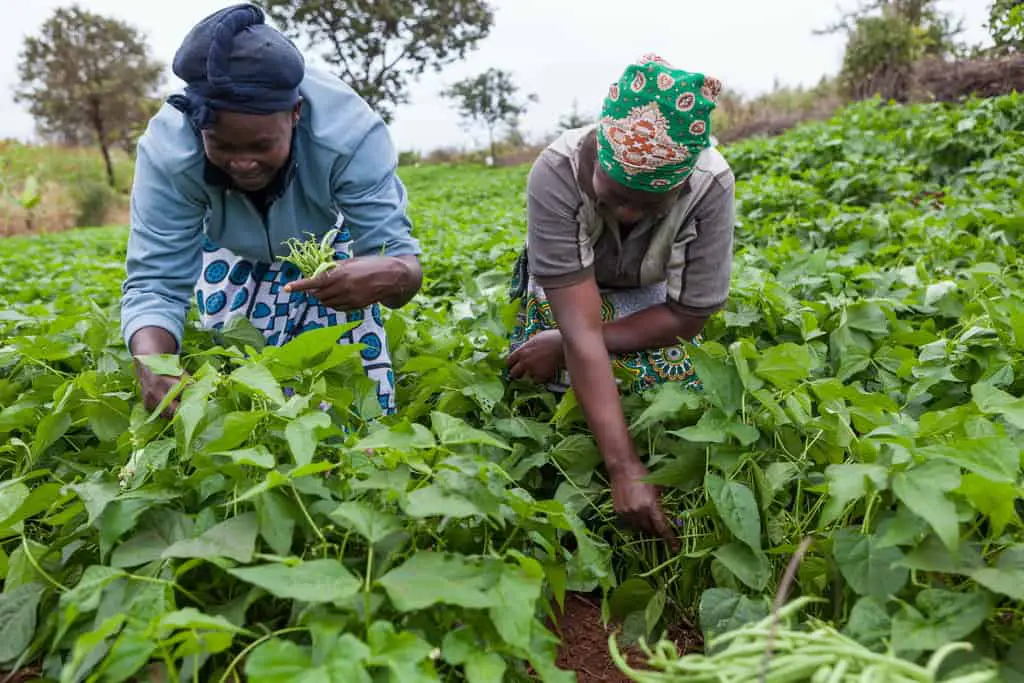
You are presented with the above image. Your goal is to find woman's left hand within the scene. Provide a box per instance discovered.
[285,256,415,311]
[507,329,565,383]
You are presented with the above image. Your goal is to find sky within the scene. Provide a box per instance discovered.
[0,0,993,155]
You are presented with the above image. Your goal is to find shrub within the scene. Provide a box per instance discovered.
[71,179,116,227]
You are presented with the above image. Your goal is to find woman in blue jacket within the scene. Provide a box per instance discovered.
[121,4,422,417]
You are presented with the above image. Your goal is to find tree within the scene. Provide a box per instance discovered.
[557,98,595,132]
[988,0,1024,53]
[13,5,164,188]
[441,68,537,162]
[260,0,494,124]
[816,0,964,101]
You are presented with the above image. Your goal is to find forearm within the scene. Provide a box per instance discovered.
[601,304,706,355]
[129,326,179,357]
[562,334,641,478]
[379,254,423,309]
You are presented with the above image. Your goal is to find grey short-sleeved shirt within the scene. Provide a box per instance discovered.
[525,125,736,317]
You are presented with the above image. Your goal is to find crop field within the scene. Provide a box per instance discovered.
[2,94,1024,682]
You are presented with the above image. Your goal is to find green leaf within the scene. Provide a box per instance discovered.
[378,551,502,612]
[245,639,312,682]
[257,491,296,557]
[972,382,1024,429]
[754,343,812,389]
[832,528,908,599]
[135,354,182,377]
[713,543,771,591]
[160,607,251,634]
[820,463,888,527]
[705,474,761,550]
[918,436,1020,485]
[698,587,769,642]
[843,596,892,651]
[111,510,193,568]
[687,344,744,416]
[228,558,361,604]
[431,412,511,450]
[285,411,332,466]
[230,363,287,406]
[465,652,507,683]
[970,546,1024,601]
[892,460,961,552]
[890,589,992,652]
[328,502,402,544]
[958,473,1018,537]
[355,421,437,451]
[162,512,258,563]
[196,410,268,453]
[488,557,544,651]
[213,446,276,469]
[0,582,45,663]
[403,485,484,519]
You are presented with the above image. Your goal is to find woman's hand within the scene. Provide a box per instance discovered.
[129,326,187,419]
[507,329,564,383]
[609,459,678,548]
[285,255,422,310]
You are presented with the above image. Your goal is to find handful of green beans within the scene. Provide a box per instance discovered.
[278,228,340,279]
[609,597,998,683]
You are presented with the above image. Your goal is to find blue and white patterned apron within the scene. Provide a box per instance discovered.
[193,216,397,415]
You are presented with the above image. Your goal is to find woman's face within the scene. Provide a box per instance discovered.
[591,160,683,226]
[201,103,300,192]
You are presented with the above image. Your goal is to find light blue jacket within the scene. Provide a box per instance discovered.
[120,65,420,348]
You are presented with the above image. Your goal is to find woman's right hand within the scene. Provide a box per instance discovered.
[129,326,185,419]
[609,458,678,549]
[135,363,187,418]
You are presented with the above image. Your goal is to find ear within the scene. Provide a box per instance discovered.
[291,98,304,126]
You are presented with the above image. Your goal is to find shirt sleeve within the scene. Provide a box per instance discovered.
[526,150,593,289]
[665,169,736,316]
[120,132,208,350]
[330,119,421,259]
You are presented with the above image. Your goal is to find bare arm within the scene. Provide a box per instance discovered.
[546,276,677,544]
[601,305,706,355]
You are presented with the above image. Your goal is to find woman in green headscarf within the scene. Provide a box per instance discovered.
[506,54,736,544]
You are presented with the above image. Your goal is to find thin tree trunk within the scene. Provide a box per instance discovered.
[89,98,116,188]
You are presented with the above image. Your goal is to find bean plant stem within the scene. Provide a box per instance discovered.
[217,627,309,683]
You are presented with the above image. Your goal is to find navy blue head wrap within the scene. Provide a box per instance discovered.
[168,3,305,129]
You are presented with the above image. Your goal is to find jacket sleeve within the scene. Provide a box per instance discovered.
[330,118,420,259]
[120,130,208,350]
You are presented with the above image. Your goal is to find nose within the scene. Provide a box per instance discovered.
[229,159,259,174]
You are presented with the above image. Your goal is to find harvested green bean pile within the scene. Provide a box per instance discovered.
[278,227,340,278]
[609,598,1000,683]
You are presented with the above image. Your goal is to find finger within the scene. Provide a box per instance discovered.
[508,358,526,380]
[651,508,678,548]
[283,277,320,293]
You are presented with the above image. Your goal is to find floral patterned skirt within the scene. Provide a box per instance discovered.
[507,250,702,395]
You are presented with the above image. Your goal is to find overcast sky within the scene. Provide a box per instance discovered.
[0,0,993,154]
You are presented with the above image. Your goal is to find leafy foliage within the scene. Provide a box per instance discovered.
[261,0,495,124]
[12,6,164,188]
[3,93,1024,679]
[988,0,1024,53]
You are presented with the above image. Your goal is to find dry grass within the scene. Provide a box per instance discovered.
[0,179,128,236]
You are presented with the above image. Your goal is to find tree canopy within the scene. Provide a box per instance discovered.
[261,0,495,124]
[14,5,164,187]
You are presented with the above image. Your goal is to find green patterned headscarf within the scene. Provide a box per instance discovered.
[596,54,721,193]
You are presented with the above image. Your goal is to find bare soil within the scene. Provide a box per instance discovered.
[552,592,703,683]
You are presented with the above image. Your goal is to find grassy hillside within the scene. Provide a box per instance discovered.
[0,139,134,236]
